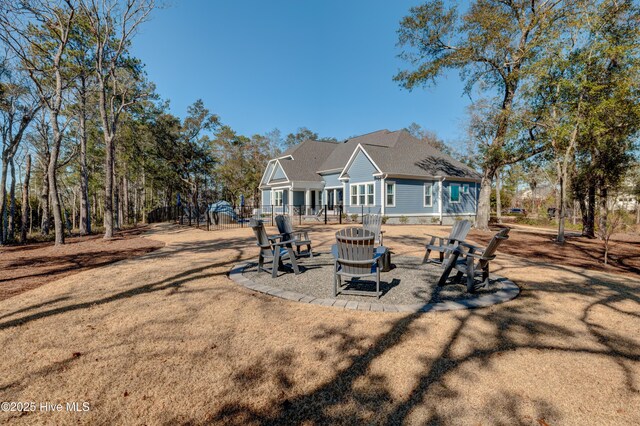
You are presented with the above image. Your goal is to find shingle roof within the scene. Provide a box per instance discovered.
[317,130,400,173]
[267,129,481,184]
[361,131,481,180]
[277,139,338,182]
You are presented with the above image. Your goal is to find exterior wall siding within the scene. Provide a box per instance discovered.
[384,179,440,215]
[262,190,271,206]
[442,180,476,215]
[322,173,342,188]
[344,150,381,214]
[271,163,287,181]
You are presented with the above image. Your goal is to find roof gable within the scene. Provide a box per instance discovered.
[338,144,382,180]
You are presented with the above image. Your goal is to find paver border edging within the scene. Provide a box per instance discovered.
[228,262,520,313]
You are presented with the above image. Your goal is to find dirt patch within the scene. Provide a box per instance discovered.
[463,225,640,277]
[0,227,164,301]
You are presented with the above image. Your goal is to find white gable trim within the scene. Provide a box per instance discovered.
[338,144,383,181]
[267,159,290,184]
[260,160,277,185]
[275,154,294,161]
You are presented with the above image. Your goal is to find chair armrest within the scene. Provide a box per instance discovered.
[272,238,298,247]
[458,241,485,254]
[268,233,286,241]
[465,252,496,261]
[374,246,388,256]
[424,233,445,240]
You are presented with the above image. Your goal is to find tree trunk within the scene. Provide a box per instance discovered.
[123,175,129,226]
[582,182,596,238]
[104,137,115,238]
[72,188,77,231]
[40,165,50,235]
[495,168,502,224]
[8,158,16,241]
[598,184,608,237]
[78,77,90,235]
[0,157,8,244]
[476,168,496,230]
[141,169,147,224]
[21,155,31,243]
[115,172,121,230]
[49,117,65,245]
[557,172,566,243]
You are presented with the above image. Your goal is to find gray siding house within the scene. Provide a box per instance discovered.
[258,129,481,223]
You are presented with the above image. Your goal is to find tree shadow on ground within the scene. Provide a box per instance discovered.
[206,250,639,425]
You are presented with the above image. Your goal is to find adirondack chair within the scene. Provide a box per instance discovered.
[362,214,384,245]
[250,222,300,278]
[438,227,510,292]
[331,227,386,298]
[423,219,471,264]
[275,215,313,258]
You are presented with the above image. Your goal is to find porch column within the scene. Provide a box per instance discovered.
[439,178,444,224]
[288,188,293,215]
[305,189,311,215]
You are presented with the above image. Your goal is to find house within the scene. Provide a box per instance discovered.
[258,129,482,224]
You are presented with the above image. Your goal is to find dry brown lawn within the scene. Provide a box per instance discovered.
[0,223,638,425]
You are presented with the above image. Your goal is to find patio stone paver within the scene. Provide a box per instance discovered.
[229,257,520,314]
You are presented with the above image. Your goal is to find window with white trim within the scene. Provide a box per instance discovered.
[450,183,461,203]
[424,183,433,207]
[350,183,375,206]
[274,190,283,207]
[385,182,395,206]
[367,183,374,205]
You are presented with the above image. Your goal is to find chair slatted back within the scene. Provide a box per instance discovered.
[450,219,472,242]
[251,222,273,257]
[275,215,294,238]
[362,214,382,243]
[477,228,510,268]
[335,227,375,275]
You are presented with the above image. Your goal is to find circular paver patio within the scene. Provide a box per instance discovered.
[229,252,520,313]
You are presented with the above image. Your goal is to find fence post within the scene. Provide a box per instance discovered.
[299,205,302,225]
[361,206,364,224]
[271,205,274,227]
[339,205,342,224]
[240,207,244,228]
[324,204,327,224]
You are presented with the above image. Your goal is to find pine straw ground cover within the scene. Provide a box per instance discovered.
[0,223,638,425]
[0,227,165,301]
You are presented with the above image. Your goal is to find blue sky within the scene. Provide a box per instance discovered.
[131,0,471,147]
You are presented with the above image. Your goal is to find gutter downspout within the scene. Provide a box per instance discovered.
[381,175,386,215]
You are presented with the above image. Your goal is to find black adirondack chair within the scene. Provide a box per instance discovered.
[275,215,313,258]
[438,228,510,292]
[250,222,300,278]
[423,219,472,264]
[331,227,386,298]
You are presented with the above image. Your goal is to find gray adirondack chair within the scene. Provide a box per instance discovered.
[438,227,510,292]
[331,227,386,298]
[362,214,384,245]
[423,219,471,264]
[250,222,300,278]
[275,215,313,258]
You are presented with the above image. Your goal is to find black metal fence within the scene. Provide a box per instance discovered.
[147,204,351,230]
